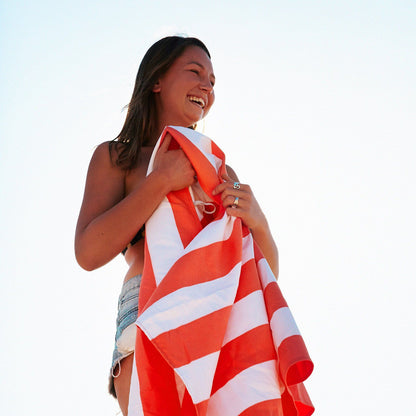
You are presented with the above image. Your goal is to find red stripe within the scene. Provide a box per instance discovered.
[135,328,181,415]
[280,388,299,416]
[253,239,265,261]
[195,398,209,415]
[138,240,157,312]
[242,225,251,238]
[293,400,315,416]
[280,385,316,416]
[234,260,262,302]
[289,383,315,416]
[278,335,314,385]
[180,390,199,415]
[211,325,277,394]
[167,189,202,247]
[263,282,288,321]
[142,221,242,311]
[287,383,315,416]
[210,139,225,165]
[239,399,284,416]
[151,306,232,368]
[165,127,223,203]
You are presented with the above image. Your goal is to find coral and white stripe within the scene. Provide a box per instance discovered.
[128,126,314,415]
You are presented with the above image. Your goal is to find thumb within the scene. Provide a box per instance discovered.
[159,133,172,153]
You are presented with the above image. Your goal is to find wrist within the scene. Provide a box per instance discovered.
[249,214,269,236]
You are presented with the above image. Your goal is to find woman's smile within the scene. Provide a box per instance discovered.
[187,95,206,109]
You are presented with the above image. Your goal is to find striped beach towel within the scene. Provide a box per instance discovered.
[128,126,314,416]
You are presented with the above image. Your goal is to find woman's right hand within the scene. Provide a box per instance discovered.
[75,134,196,271]
[153,133,196,192]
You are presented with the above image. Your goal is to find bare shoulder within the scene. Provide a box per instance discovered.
[76,142,126,233]
[88,141,124,173]
[124,145,154,194]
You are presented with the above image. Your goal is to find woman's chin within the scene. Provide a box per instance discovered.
[185,108,205,124]
[167,112,204,128]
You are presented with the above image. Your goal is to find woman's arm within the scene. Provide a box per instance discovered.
[75,135,195,271]
[213,168,279,278]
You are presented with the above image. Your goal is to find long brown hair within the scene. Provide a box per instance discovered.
[111,36,211,170]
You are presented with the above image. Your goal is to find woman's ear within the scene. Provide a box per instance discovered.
[152,80,161,93]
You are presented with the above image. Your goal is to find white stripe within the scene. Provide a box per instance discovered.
[127,352,144,416]
[173,126,223,171]
[241,233,255,265]
[270,306,301,348]
[257,257,276,289]
[184,212,235,255]
[146,199,184,285]
[147,127,220,174]
[175,351,220,404]
[206,360,281,416]
[137,263,241,338]
[146,132,163,175]
[173,126,212,154]
[189,185,204,221]
[222,290,269,346]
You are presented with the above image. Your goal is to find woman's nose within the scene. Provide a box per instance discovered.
[200,78,214,94]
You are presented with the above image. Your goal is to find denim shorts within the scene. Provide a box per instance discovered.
[108,275,141,398]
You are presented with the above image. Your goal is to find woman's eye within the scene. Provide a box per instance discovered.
[190,69,199,75]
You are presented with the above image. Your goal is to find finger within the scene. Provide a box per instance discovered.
[226,205,244,218]
[214,180,244,197]
[213,181,233,196]
[222,174,245,191]
[221,194,241,208]
[221,173,232,182]
[212,182,224,195]
[223,189,243,205]
[159,133,172,152]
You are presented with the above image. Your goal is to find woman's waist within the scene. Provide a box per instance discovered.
[123,242,145,282]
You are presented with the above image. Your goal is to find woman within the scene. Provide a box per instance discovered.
[75,36,278,415]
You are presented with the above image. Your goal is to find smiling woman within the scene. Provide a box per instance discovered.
[75,36,283,416]
[153,45,215,131]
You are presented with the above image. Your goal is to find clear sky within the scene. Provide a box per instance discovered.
[1,1,415,415]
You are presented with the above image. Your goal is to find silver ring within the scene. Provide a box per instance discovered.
[233,196,239,206]
[233,181,241,190]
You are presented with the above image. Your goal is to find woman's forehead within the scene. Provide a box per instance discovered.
[176,46,214,74]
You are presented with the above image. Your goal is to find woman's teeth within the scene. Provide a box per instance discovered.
[188,96,205,108]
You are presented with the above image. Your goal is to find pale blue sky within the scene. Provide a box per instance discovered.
[1,1,415,415]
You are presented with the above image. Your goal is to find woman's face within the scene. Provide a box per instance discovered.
[154,46,215,128]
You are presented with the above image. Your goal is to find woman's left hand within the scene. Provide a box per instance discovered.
[212,173,267,232]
